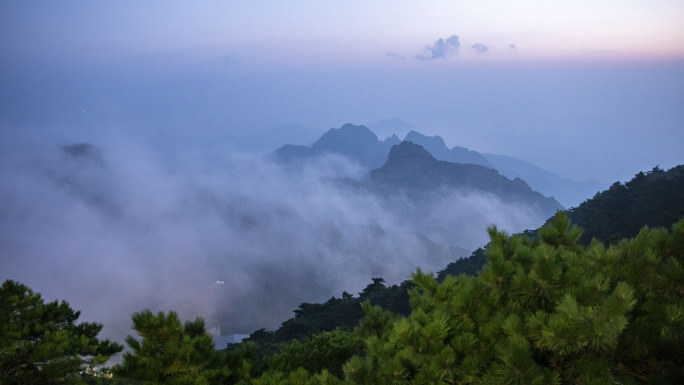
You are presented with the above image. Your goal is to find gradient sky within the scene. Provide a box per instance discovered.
[2,0,684,182]
[3,1,684,63]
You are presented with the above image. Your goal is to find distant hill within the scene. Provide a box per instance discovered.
[400,131,605,208]
[566,165,684,245]
[403,131,492,168]
[363,141,563,217]
[440,164,684,276]
[273,123,400,169]
[482,153,605,209]
[367,118,417,139]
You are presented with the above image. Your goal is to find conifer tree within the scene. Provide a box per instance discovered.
[236,213,683,384]
[341,212,683,384]
[115,310,225,384]
[0,280,123,385]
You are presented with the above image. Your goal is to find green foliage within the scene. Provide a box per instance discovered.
[163,211,682,385]
[340,214,683,384]
[245,278,413,356]
[115,310,226,384]
[0,280,123,385]
[568,165,684,245]
[436,247,488,281]
[267,329,363,377]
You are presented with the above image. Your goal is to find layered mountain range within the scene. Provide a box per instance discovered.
[362,141,562,216]
[274,123,597,209]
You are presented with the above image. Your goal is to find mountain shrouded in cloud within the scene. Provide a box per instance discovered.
[273,123,400,170]
[403,131,492,168]
[363,141,563,216]
[275,124,604,208]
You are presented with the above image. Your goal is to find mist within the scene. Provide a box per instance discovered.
[0,127,549,341]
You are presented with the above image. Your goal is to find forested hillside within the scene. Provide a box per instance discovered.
[95,213,681,385]
[245,164,684,350]
[567,165,684,245]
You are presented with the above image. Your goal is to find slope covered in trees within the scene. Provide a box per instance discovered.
[244,278,414,359]
[3,217,682,384]
[241,213,684,384]
[567,165,684,245]
[338,214,684,384]
[238,164,684,367]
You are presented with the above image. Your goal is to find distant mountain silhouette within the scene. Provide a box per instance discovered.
[401,131,604,208]
[482,153,605,209]
[368,118,417,139]
[364,141,563,217]
[403,131,492,168]
[274,123,604,208]
[273,123,400,169]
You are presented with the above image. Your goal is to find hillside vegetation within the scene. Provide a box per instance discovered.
[567,165,684,245]
[245,164,684,350]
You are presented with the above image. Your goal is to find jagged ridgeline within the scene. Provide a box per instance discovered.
[273,123,604,208]
[239,164,684,362]
[362,141,562,216]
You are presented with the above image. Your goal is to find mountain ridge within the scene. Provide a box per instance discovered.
[363,141,563,216]
[273,123,399,169]
[272,123,603,207]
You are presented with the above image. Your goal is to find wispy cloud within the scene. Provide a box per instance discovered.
[415,35,460,60]
[386,51,406,61]
[471,43,489,53]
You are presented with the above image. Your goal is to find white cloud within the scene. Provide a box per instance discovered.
[415,35,460,60]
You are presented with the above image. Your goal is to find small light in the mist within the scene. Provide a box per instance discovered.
[215,280,225,285]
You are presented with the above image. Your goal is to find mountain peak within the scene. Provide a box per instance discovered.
[274,123,394,169]
[402,131,492,168]
[404,131,449,155]
[369,141,563,215]
[313,124,379,150]
[386,141,437,167]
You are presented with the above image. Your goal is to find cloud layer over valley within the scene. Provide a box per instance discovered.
[0,130,550,341]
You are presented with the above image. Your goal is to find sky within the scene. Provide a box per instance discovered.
[1,1,683,181]
[1,1,684,341]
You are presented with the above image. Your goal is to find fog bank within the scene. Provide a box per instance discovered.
[0,129,551,341]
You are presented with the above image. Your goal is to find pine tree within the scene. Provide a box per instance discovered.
[342,213,684,384]
[115,310,225,384]
[236,213,683,384]
[0,280,123,385]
